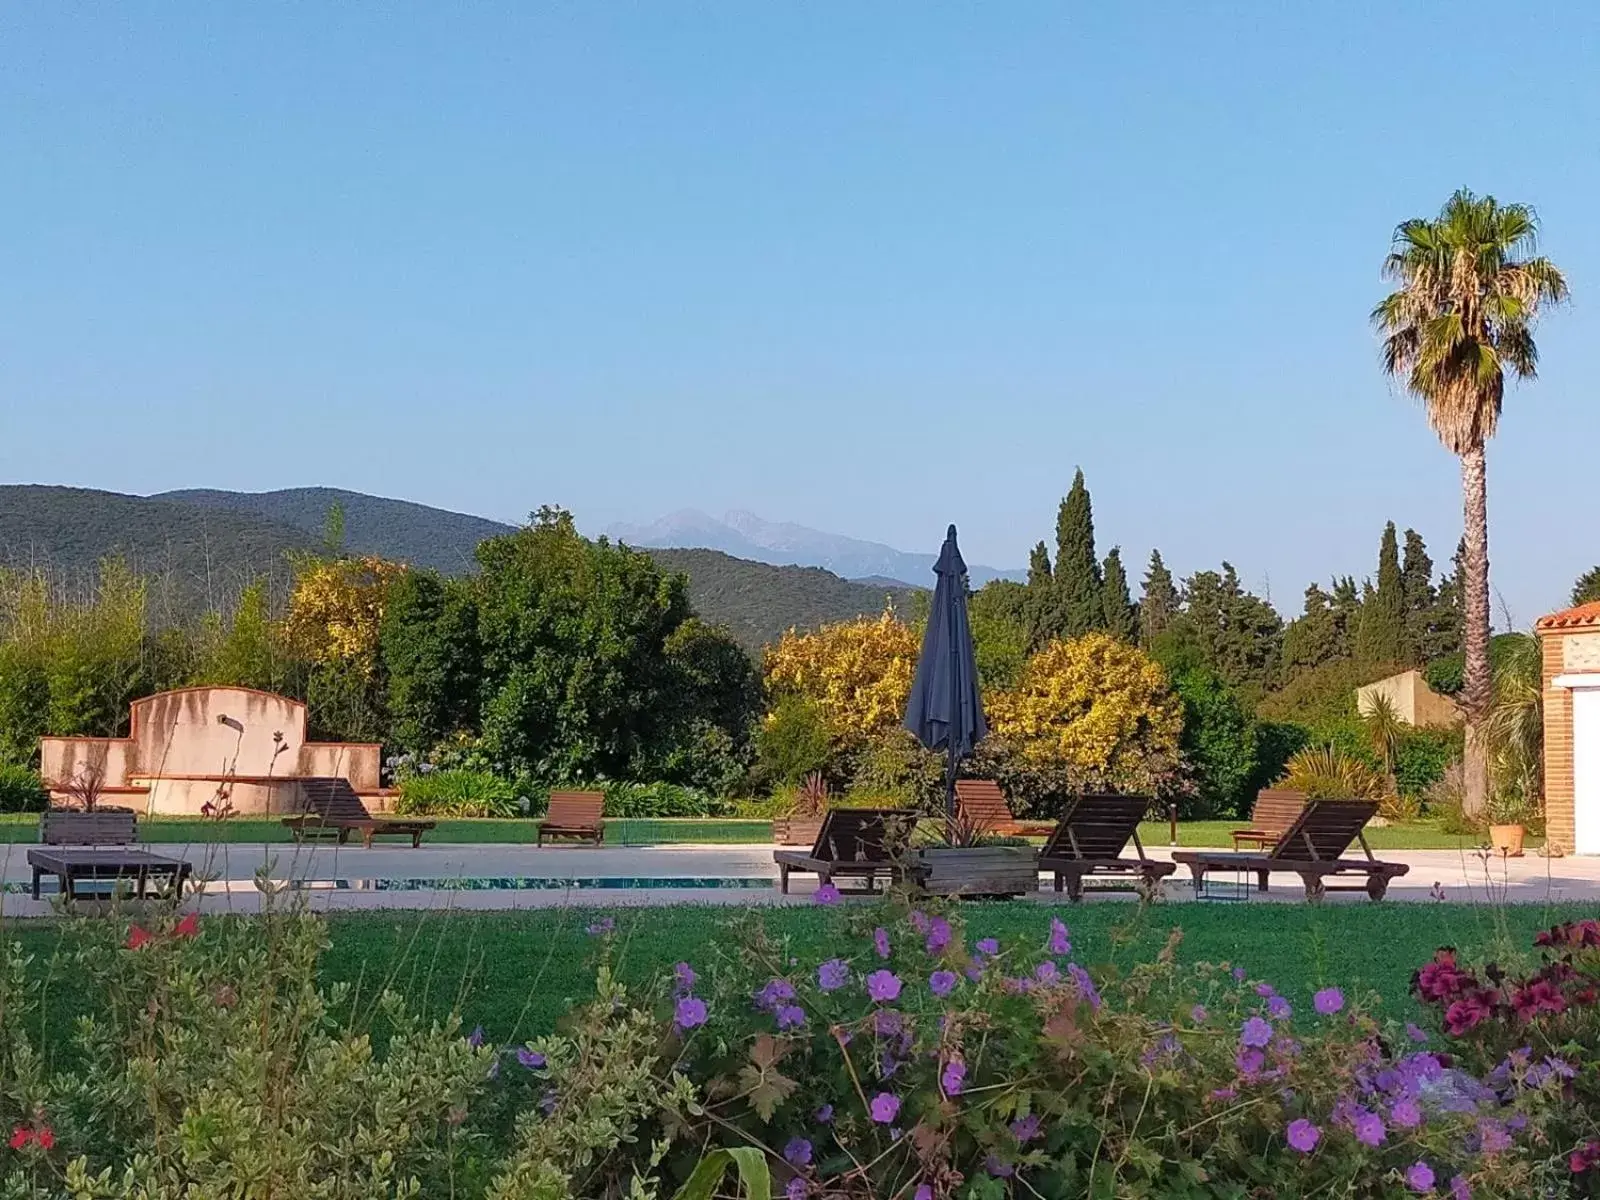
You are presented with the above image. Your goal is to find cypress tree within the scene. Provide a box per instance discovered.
[1054,469,1104,636]
[1355,522,1406,664]
[1138,549,1180,646]
[1024,541,1058,647]
[1573,566,1600,607]
[1400,529,1435,665]
[1101,547,1138,642]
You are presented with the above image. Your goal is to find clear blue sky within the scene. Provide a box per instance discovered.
[2,3,1595,625]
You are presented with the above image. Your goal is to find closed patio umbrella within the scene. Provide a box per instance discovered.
[903,524,987,822]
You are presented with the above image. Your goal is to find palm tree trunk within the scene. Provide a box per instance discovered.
[1459,443,1492,817]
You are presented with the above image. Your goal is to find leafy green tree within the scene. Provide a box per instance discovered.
[756,694,833,786]
[1374,188,1568,816]
[1053,469,1104,637]
[1100,547,1138,643]
[1281,584,1340,679]
[1138,550,1180,647]
[1355,522,1406,664]
[1400,529,1435,662]
[1572,566,1600,607]
[192,582,299,696]
[643,617,762,792]
[967,579,1031,690]
[1172,564,1282,699]
[380,571,483,756]
[1168,666,1259,819]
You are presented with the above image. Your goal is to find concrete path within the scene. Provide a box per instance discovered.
[4,840,1598,917]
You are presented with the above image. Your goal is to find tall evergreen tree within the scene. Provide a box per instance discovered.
[1329,576,1362,660]
[1024,541,1057,648]
[1181,564,1283,696]
[1572,567,1600,607]
[1355,522,1406,664]
[1281,584,1339,677]
[1400,528,1435,664]
[1100,547,1138,642]
[1138,550,1180,646]
[1054,469,1104,636]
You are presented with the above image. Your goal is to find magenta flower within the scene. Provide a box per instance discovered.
[869,1092,900,1123]
[817,959,850,991]
[873,927,891,959]
[1048,917,1071,956]
[926,916,952,953]
[1406,1022,1430,1043]
[1450,1176,1471,1200]
[1390,1098,1422,1129]
[775,1004,806,1030]
[1239,1017,1272,1048]
[813,883,841,906]
[675,997,707,1029]
[1478,1120,1511,1154]
[865,969,902,1003]
[941,1058,965,1095]
[1313,987,1345,1015]
[1266,995,1292,1021]
[929,969,959,997]
[1236,1048,1265,1077]
[783,1136,813,1166]
[1353,1109,1386,1147]
[1286,1118,1320,1153]
[913,1187,933,1200]
[1407,1162,1436,1192]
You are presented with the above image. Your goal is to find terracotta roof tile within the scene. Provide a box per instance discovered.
[1535,601,1600,631]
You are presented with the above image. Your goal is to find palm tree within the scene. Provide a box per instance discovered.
[1372,190,1568,817]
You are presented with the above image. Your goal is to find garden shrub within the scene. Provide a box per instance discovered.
[0,763,47,812]
[1394,726,1462,801]
[756,695,834,787]
[395,767,519,817]
[599,781,727,818]
[847,729,946,812]
[1168,666,1258,819]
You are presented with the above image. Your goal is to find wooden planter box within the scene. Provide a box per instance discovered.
[772,818,824,847]
[913,846,1038,898]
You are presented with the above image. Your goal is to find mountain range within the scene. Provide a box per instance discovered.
[0,486,920,649]
[606,508,1022,587]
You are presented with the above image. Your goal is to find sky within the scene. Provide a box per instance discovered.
[2,2,1596,627]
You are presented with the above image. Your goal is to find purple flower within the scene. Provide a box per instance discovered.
[914,1187,933,1200]
[910,910,930,933]
[784,1137,813,1167]
[586,917,614,936]
[976,937,999,956]
[1450,1176,1471,1200]
[1390,1098,1422,1129]
[1478,1120,1511,1154]
[1239,1017,1272,1048]
[866,970,902,1003]
[1232,966,1247,982]
[813,883,841,906]
[1048,917,1071,956]
[1011,1114,1041,1142]
[1067,962,1101,1009]
[538,1088,558,1114]
[929,969,959,998]
[1405,1022,1430,1043]
[817,959,850,991]
[1190,1004,1208,1023]
[757,978,797,1011]
[1286,1118,1320,1152]
[675,997,708,1029]
[869,1092,900,1124]
[674,962,697,994]
[1035,961,1061,985]
[517,1047,546,1070]
[1236,1048,1265,1077]
[941,1058,965,1095]
[1353,1109,1386,1147]
[1256,983,1276,998]
[1313,987,1345,1015]
[872,927,891,959]
[874,1009,903,1036]
[775,1004,806,1030]
[814,1104,833,1124]
[1406,1162,1436,1192]
[1267,995,1292,1021]
[785,1179,806,1200]
[467,1026,484,1048]
[926,916,952,953]
[984,1156,1014,1178]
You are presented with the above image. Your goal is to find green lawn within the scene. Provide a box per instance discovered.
[8,901,1590,1060]
[0,813,1503,850]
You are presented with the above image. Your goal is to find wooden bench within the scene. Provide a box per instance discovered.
[1173,799,1409,902]
[1231,788,1307,850]
[1036,793,1177,901]
[774,809,913,894]
[953,780,1055,838]
[538,791,605,846]
[282,778,435,848]
[39,809,139,845]
[27,847,192,901]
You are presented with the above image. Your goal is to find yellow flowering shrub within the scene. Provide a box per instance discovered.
[284,556,407,672]
[763,610,919,741]
[985,633,1182,787]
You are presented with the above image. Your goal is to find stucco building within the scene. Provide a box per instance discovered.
[1537,602,1600,855]
[1355,669,1462,729]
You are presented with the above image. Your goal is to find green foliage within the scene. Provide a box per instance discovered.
[1168,667,1258,819]
[1053,467,1104,638]
[1573,566,1600,606]
[754,695,833,787]
[0,763,47,812]
[1393,726,1461,799]
[1137,549,1180,647]
[845,728,945,812]
[381,570,483,756]
[597,781,724,818]
[1425,632,1528,697]
[1256,656,1402,733]
[1100,545,1138,642]
[965,580,1030,690]
[1277,744,1387,800]
[643,618,761,794]
[1164,563,1283,699]
[1355,521,1407,664]
[395,768,519,817]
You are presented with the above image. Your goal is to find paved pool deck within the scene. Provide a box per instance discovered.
[3,840,1597,916]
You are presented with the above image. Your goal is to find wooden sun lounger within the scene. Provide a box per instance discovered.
[28,847,192,901]
[39,809,139,846]
[281,778,436,848]
[1172,799,1408,901]
[538,791,605,846]
[774,808,913,894]
[1231,788,1307,850]
[1036,793,1176,901]
[954,780,1055,838]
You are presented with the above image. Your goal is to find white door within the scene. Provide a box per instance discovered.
[1570,682,1600,855]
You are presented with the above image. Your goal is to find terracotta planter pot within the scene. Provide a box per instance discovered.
[1489,823,1525,857]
